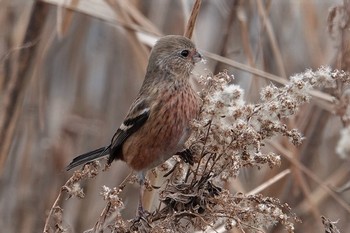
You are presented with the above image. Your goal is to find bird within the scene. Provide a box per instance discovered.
[66,35,202,215]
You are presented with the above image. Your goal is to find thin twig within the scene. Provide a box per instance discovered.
[247,169,291,195]
[43,189,63,233]
[256,0,287,78]
[270,141,350,214]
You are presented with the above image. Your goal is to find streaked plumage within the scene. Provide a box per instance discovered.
[67,35,201,172]
[66,35,202,214]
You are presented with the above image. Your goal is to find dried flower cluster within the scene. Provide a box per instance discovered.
[149,67,349,232]
[187,67,349,181]
[43,162,101,232]
[44,67,350,232]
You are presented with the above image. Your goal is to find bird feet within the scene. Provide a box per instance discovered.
[175,148,194,165]
[137,204,151,218]
[130,207,152,231]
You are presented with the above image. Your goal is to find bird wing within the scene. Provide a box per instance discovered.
[108,97,150,163]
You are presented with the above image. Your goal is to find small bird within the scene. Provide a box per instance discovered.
[66,35,202,214]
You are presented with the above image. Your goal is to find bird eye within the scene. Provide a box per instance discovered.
[180,50,190,57]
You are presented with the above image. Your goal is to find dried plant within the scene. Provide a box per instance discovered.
[44,67,350,232]
[322,215,341,233]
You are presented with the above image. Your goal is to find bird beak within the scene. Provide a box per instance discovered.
[192,50,202,64]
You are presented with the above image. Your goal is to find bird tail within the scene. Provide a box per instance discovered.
[66,146,109,171]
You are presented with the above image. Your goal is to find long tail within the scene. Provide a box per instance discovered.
[66,146,109,171]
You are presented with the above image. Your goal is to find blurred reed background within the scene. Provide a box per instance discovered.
[0,0,349,232]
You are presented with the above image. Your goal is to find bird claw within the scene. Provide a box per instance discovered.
[175,149,194,165]
[130,209,152,231]
[138,205,150,217]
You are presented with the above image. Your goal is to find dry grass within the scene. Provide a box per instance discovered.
[1,0,350,232]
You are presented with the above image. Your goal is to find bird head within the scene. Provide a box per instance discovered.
[147,35,202,76]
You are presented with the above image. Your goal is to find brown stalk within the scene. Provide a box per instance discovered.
[104,0,149,72]
[119,0,162,36]
[0,1,49,173]
[247,169,291,195]
[297,164,349,215]
[184,0,202,39]
[56,0,80,38]
[270,141,350,214]
[213,0,239,74]
[256,0,287,78]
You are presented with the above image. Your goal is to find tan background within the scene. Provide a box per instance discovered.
[0,0,349,232]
